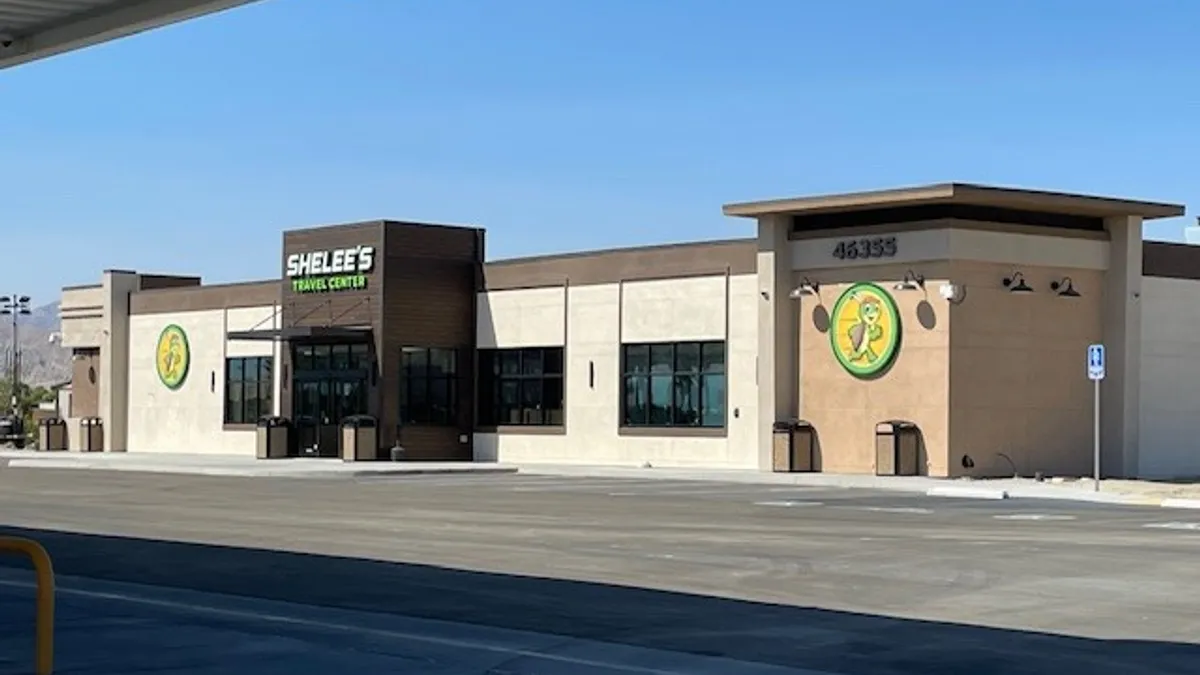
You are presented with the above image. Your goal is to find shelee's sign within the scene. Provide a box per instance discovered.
[285,245,376,294]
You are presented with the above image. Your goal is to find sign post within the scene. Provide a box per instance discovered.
[1087,344,1106,491]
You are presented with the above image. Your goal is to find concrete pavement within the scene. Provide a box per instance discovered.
[0,469,1197,673]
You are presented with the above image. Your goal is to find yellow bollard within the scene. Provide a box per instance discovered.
[0,537,55,674]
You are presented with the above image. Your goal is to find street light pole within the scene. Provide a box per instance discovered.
[0,295,32,415]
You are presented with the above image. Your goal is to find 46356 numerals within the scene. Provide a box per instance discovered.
[832,236,898,260]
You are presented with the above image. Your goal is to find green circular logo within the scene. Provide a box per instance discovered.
[829,282,901,378]
[155,324,191,390]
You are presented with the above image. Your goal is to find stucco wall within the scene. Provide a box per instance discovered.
[474,274,758,468]
[127,305,279,455]
[1139,276,1200,478]
[948,262,1104,478]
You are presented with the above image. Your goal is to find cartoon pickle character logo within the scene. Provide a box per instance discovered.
[155,324,191,390]
[829,283,901,377]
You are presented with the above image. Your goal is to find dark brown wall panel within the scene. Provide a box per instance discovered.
[483,238,755,290]
[378,222,482,459]
[70,348,100,418]
[130,280,280,315]
[1144,240,1200,280]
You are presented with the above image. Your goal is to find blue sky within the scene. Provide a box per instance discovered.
[4,0,1198,304]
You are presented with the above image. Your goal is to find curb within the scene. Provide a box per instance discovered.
[925,486,1010,500]
[1160,498,1200,510]
[3,459,519,479]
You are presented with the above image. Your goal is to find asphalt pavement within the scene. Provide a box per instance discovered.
[0,468,1197,674]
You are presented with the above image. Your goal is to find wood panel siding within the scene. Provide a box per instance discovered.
[130,280,280,314]
[378,222,483,460]
[70,348,100,418]
[483,238,756,290]
[1144,240,1200,281]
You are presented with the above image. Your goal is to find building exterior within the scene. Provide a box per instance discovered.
[56,183,1200,479]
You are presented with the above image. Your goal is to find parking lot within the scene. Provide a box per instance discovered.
[0,468,1198,674]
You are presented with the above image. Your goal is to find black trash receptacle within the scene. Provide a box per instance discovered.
[38,418,67,451]
[339,415,378,462]
[256,416,291,459]
[875,421,920,476]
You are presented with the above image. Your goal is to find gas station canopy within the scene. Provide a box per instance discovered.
[0,0,260,70]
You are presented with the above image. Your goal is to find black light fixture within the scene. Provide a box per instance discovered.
[894,269,925,291]
[1002,272,1034,294]
[1050,277,1081,298]
[789,277,820,298]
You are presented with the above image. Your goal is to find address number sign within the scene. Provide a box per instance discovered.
[832,236,898,261]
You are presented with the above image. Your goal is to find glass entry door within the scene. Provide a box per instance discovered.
[292,343,371,458]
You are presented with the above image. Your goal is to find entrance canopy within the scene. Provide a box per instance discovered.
[0,0,259,70]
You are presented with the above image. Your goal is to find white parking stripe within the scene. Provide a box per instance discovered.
[754,500,824,508]
[993,514,1077,521]
[1143,522,1200,531]
[833,506,933,515]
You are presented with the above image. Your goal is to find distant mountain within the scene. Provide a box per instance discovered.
[0,301,71,388]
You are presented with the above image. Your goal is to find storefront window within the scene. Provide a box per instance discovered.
[477,347,564,426]
[621,341,725,428]
[224,356,274,424]
[400,347,458,425]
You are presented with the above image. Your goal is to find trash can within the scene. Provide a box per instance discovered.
[38,418,67,451]
[771,421,796,472]
[340,415,378,462]
[256,416,291,459]
[81,417,104,452]
[875,421,920,476]
[791,420,816,472]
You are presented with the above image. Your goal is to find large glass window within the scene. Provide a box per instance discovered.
[224,356,274,424]
[400,347,458,425]
[477,347,564,426]
[621,341,725,428]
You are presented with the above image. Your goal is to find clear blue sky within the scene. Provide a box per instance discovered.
[4,0,1198,305]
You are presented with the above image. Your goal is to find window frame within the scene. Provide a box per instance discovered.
[477,347,565,427]
[223,355,274,425]
[620,340,726,429]
[399,346,459,426]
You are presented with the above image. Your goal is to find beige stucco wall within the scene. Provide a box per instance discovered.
[127,305,279,455]
[60,285,104,349]
[1139,276,1200,478]
[477,287,566,348]
[795,263,952,475]
[474,274,758,468]
[948,263,1104,477]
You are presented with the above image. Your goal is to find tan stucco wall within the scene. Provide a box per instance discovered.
[948,263,1104,477]
[795,263,952,475]
[474,274,759,468]
[127,305,279,455]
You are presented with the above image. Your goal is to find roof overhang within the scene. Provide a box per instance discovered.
[0,0,262,71]
[722,182,1186,221]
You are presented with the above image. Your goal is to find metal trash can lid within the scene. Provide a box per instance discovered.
[341,415,377,428]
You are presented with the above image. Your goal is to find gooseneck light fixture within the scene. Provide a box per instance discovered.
[1002,272,1034,294]
[1050,277,1081,298]
[789,277,820,299]
[894,269,925,291]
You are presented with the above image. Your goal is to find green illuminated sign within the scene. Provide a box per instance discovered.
[285,245,375,294]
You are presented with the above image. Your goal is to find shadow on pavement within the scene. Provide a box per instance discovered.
[0,525,1195,675]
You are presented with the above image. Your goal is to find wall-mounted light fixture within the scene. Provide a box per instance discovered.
[1002,271,1034,294]
[893,269,925,291]
[1050,277,1081,298]
[789,277,820,299]
[939,283,967,305]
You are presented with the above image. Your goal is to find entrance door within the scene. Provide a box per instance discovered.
[291,343,371,458]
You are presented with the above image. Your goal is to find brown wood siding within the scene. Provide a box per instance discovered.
[138,274,202,291]
[130,280,280,314]
[378,222,482,460]
[483,238,756,290]
[1143,240,1200,280]
[69,348,100,418]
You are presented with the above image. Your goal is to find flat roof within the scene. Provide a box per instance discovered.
[722,182,1186,221]
[0,0,260,70]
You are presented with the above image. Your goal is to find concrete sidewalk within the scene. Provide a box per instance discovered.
[516,463,1200,509]
[0,450,516,479]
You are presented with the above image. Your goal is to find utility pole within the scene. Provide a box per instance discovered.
[0,295,31,415]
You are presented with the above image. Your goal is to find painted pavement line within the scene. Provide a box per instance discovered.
[830,506,934,515]
[992,514,1077,521]
[1142,522,1200,531]
[925,486,1009,500]
[753,500,825,508]
[0,577,828,675]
